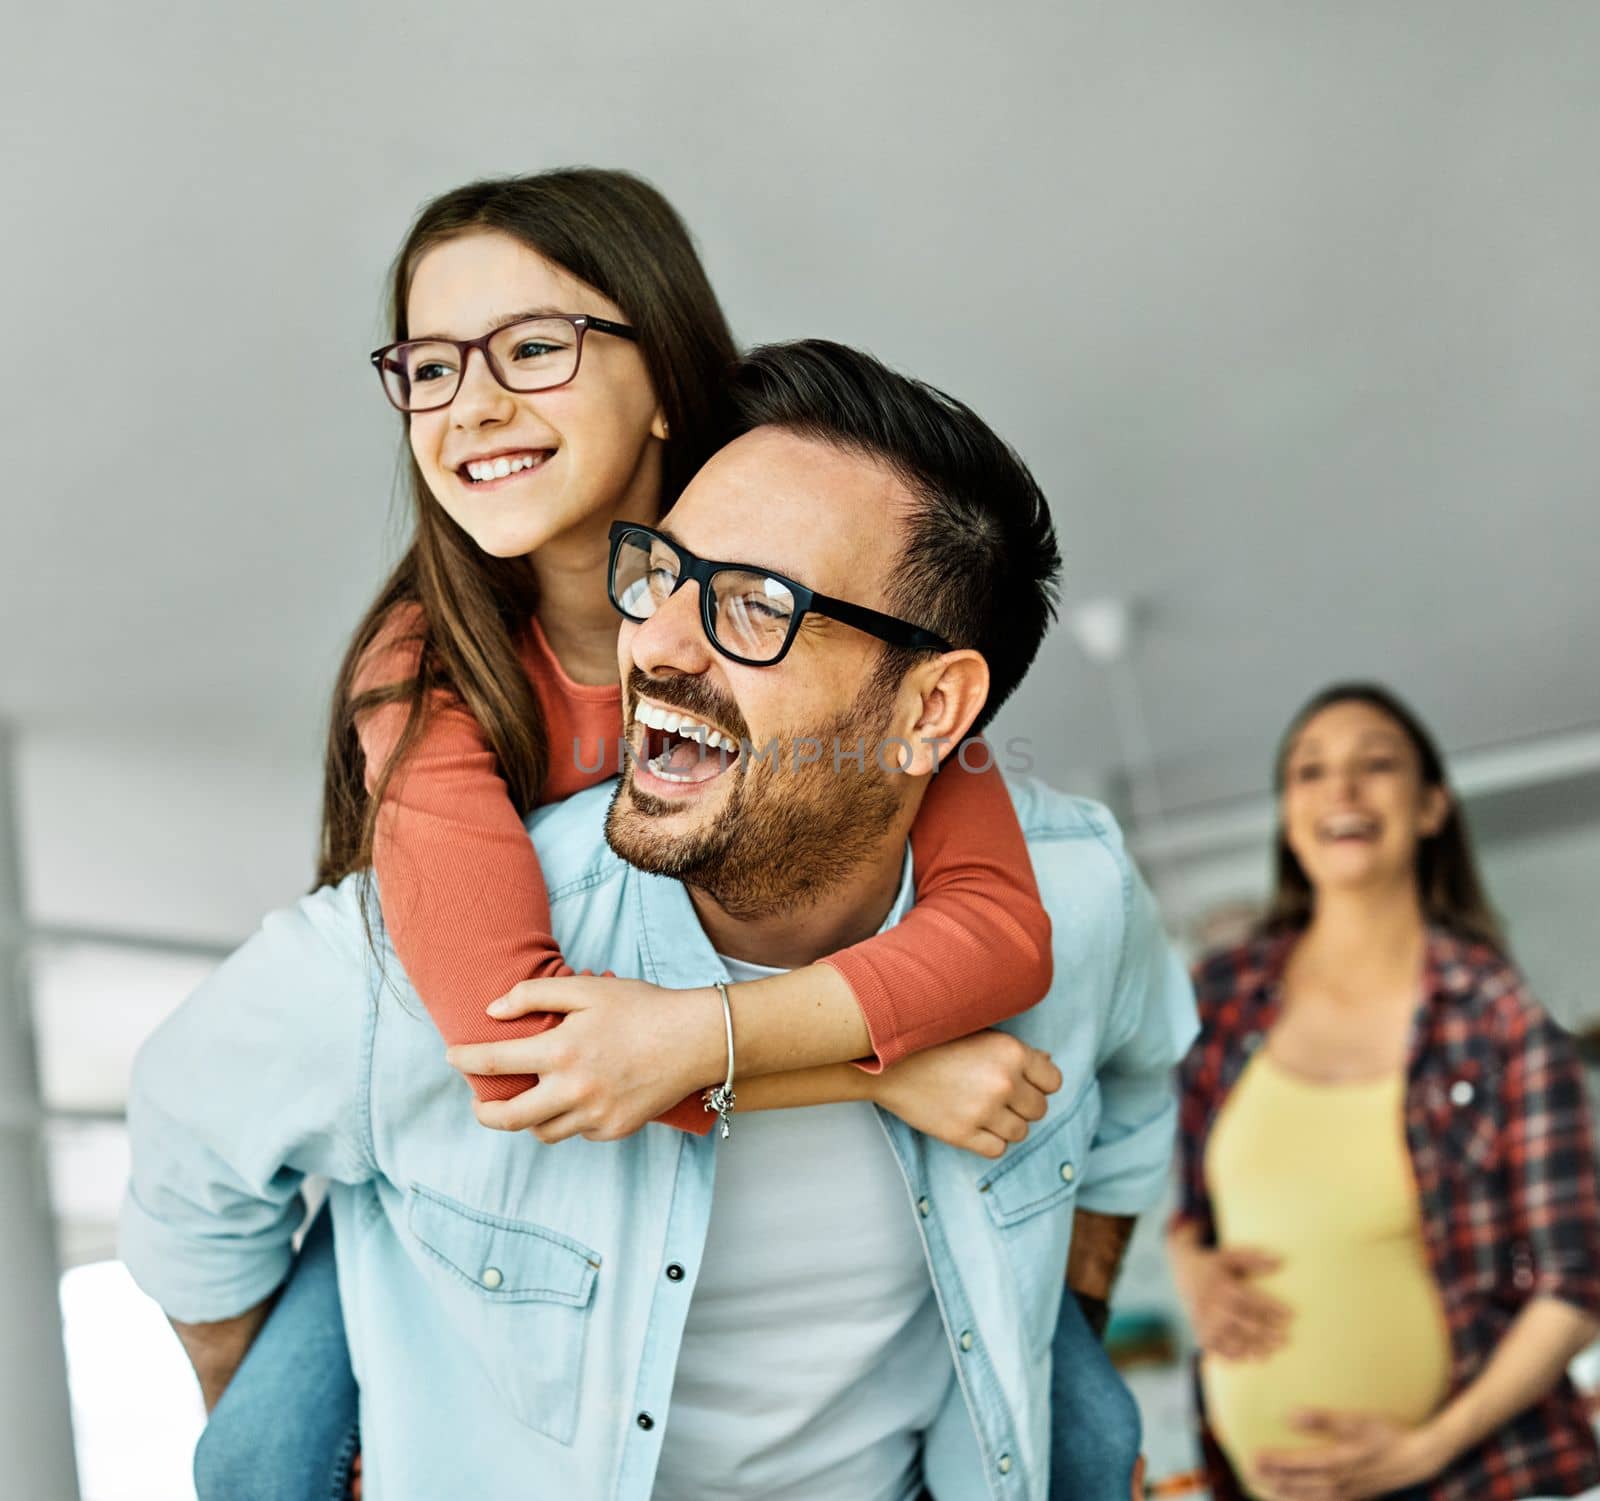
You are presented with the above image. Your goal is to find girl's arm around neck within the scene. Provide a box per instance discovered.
[819,748,1053,1070]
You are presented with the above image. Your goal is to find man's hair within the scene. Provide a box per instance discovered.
[728,340,1061,735]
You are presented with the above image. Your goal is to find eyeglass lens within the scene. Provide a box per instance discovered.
[380,318,582,411]
[612,531,798,663]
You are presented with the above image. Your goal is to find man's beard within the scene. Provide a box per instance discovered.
[605,672,904,922]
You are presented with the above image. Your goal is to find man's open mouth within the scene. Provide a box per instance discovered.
[633,700,741,786]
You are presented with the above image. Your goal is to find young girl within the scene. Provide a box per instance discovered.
[321,166,1057,1138]
[195,168,1135,1500]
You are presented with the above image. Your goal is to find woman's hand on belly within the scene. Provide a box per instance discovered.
[1171,1238,1292,1361]
[1253,1409,1447,1500]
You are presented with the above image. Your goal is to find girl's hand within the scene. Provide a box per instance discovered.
[1170,1241,1291,1361]
[871,1030,1061,1158]
[1252,1411,1449,1500]
[445,976,723,1142]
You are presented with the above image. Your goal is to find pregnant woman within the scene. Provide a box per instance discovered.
[1169,683,1600,1501]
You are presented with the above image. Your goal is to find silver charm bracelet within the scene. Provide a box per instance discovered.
[703,980,736,1139]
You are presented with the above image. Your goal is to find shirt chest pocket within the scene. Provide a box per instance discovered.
[1421,1057,1501,1175]
[976,1090,1092,1352]
[407,1185,601,1446]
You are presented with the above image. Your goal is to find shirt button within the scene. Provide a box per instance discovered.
[665,1263,685,1282]
[480,1266,503,1290]
[1450,1079,1475,1107]
[1059,1162,1075,1183]
[917,1196,931,1218]
[959,1330,974,1352]
[636,1412,655,1431]
[998,1453,1013,1475]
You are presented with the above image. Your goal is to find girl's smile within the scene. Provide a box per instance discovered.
[454,447,556,488]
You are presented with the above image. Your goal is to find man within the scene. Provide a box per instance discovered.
[123,341,1196,1500]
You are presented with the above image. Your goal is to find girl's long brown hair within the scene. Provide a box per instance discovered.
[317,170,737,890]
[1261,681,1506,952]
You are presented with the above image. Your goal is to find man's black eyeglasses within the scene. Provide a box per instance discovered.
[607,522,953,667]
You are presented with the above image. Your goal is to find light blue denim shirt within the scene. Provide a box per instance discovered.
[122,776,1195,1501]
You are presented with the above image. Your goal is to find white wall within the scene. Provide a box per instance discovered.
[1480,819,1600,1034]
[18,730,319,946]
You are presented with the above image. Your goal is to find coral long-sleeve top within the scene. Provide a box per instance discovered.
[357,611,1052,1135]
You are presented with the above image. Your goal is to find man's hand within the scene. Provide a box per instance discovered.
[446,976,725,1142]
[870,1030,1061,1158]
[169,1298,275,1412]
[1253,1410,1448,1500]
[1067,1209,1136,1308]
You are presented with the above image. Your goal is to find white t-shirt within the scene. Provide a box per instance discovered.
[650,954,952,1501]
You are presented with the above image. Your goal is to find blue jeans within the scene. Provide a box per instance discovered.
[198,1211,1138,1500]
[1050,1290,1142,1500]
[193,1202,359,1501]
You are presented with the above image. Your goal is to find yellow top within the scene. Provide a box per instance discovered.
[1201,1050,1451,1497]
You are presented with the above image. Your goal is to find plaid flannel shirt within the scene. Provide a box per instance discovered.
[1173,926,1600,1501]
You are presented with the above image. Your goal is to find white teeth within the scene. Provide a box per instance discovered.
[646,752,699,783]
[632,700,737,751]
[1321,813,1377,838]
[464,452,543,482]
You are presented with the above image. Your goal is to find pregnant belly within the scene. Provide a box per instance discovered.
[1200,1243,1451,1495]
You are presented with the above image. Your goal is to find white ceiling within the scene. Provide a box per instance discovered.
[4,0,1597,812]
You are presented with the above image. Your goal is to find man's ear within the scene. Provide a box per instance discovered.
[650,409,670,441]
[894,650,990,776]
